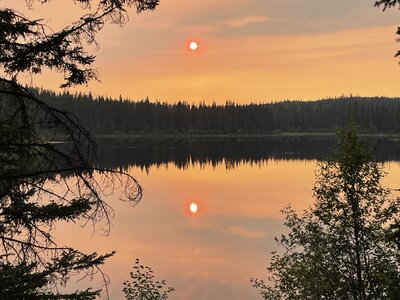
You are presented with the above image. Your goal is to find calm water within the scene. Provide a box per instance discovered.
[55,137,400,299]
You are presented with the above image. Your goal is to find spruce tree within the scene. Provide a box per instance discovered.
[0,1,159,298]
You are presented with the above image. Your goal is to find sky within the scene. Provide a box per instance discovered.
[6,0,400,103]
[4,2,400,298]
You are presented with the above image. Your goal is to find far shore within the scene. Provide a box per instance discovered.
[94,132,400,139]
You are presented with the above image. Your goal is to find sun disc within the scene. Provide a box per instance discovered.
[189,41,198,51]
[189,202,198,214]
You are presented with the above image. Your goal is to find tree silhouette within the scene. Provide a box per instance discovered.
[0,0,159,88]
[123,259,174,300]
[252,125,400,299]
[34,90,400,135]
[0,0,159,298]
[375,0,400,59]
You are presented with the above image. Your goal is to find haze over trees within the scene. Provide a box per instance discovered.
[1,1,400,299]
[0,0,159,298]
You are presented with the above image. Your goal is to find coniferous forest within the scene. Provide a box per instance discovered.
[33,89,400,134]
[3,1,400,299]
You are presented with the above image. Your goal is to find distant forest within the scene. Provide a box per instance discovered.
[32,89,400,134]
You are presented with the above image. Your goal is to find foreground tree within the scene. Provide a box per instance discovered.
[0,0,159,87]
[375,0,400,59]
[123,259,174,300]
[0,0,159,298]
[252,125,400,299]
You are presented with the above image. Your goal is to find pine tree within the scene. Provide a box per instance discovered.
[0,1,159,298]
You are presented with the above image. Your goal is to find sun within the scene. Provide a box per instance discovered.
[189,41,198,51]
[189,202,198,214]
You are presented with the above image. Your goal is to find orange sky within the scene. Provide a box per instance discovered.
[4,0,400,103]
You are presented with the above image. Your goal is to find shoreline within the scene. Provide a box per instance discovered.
[94,132,400,139]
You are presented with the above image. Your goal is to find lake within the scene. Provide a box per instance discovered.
[54,136,400,299]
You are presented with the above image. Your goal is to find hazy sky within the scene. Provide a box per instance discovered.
[8,0,400,103]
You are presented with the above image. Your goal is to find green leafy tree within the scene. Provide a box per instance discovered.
[252,125,400,299]
[123,259,174,300]
[0,0,159,298]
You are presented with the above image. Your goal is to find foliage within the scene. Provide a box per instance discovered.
[0,67,142,300]
[36,89,400,134]
[123,259,174,300]
[0,0,159,298]
[375,0,400,59]
[252,125,400,299]
[0,0,159,88]
[375,0,400,11]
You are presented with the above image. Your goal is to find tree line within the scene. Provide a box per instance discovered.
[35,89,400,134]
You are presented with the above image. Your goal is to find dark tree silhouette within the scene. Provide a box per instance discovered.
[375,0,400,59]
[252,126,400,299]
[0,0,159,87]
[33,89,400,135]
[0,0,159,298]
[123,259,174,300]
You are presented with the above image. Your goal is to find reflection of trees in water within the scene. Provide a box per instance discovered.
[96,137,400,171]
[0,79,142,299]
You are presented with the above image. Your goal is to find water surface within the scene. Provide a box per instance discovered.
[56,137,400,299]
